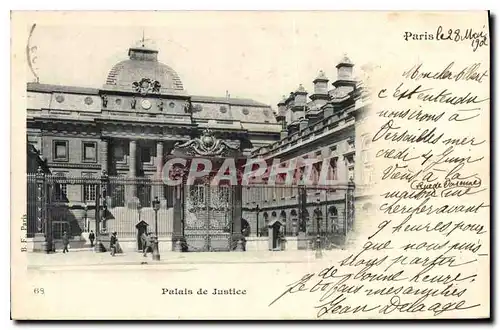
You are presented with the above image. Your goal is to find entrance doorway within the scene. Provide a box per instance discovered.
[183,184,232,251]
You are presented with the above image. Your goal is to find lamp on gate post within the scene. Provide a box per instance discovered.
[152,196,160,237]
[151,196,161,261]
[315,197,322,259]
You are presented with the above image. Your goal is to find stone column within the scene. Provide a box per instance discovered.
[100,139,108,174]
[129,140,137,177]
[231,184,244,251]
[155,141,165,203]
[127,140,137,204]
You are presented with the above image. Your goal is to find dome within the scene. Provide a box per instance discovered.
[105,46,184,92]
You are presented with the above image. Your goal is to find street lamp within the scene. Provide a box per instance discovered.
[152,196,160,237]
[151,196,161,261]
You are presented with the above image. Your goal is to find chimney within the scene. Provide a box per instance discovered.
[332,54,356,89]
[276,95,288,131]
[312,70,329,95]
[299,117,309,131]
[291,85,308,125]
[323,103,334,118]
[311,70,330,110]
[294,84,308,107]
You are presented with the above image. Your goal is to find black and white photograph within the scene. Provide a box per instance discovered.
[11,11,490,320]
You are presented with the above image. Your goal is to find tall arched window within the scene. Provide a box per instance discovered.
[280,210,287,235]
[261,212,269,237]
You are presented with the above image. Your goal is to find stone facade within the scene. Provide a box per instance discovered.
[242,55,373,249]
[26,42,372,252]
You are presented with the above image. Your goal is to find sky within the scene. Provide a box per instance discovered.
[25,12,381,109]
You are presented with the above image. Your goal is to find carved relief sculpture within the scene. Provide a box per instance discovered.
[158,100,164,111]
[174,129,239,157]
[132,78,162,95]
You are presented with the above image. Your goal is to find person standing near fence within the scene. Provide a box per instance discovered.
[142,232,153,257]
[62,231,69,253]
[110,232,118,256]
[88,230,95,248]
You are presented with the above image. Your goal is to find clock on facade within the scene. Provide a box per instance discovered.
[141,99,152,110]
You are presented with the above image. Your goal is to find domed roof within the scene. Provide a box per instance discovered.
[105,46,184,92]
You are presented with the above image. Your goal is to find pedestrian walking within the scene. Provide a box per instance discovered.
[62,231,69,253]
[88,230,95,247]
[142,232,153,257]
[110,232,118,256]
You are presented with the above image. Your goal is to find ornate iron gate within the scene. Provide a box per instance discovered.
[183,184,233,251]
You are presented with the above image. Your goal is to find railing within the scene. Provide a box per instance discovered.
[26,172,175,240]
[27,172,355,244]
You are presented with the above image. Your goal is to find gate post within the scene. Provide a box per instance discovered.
[95,170,109,252]
[231,183,244,251]
[34,166,52,253]
[172,184,185,252]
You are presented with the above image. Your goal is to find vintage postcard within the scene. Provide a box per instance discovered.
[10,11,490,320]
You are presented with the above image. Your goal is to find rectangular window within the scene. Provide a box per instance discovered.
[114,145,124,161]
[110,178,125,207]
[82,172,97,202]
[112,140,129,163]
[53,140,68,162]
[82,141,97,162]
[141,146,152,163]
[52,221,70,239]
[138,184,152,208]
[53,172,68,202]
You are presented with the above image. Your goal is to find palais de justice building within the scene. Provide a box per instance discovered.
[26,41,372,252]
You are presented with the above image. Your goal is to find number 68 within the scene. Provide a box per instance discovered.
[33,288,44,294]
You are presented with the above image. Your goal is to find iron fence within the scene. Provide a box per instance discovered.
[26,171,355,249]
[26,172,175,240]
